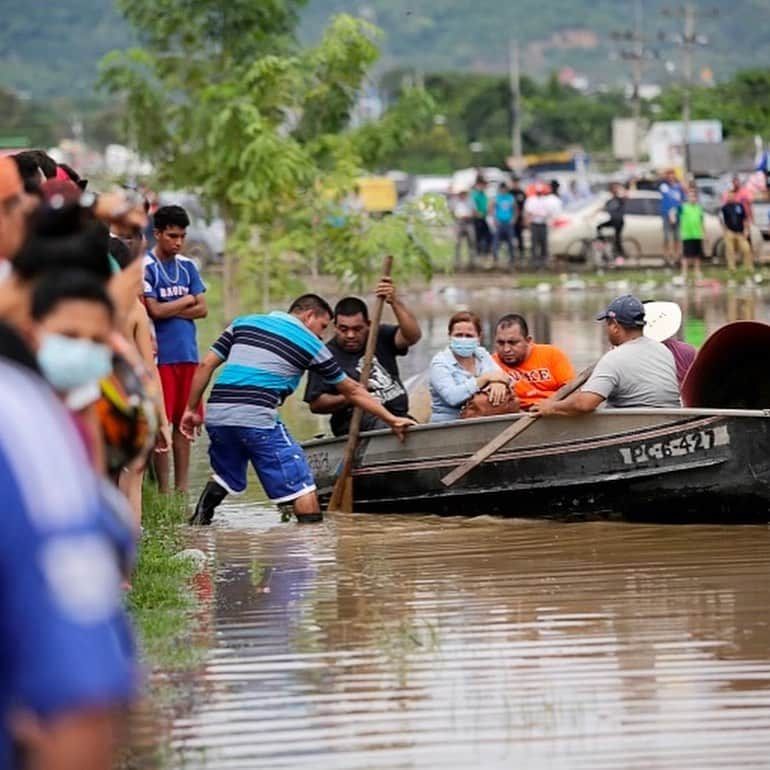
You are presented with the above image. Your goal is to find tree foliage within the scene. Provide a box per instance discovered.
[377,69,630,171]
[101,1,439,312]
[654,69,770,141]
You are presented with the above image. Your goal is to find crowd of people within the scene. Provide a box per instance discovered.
[450,169,761,275]
[452,175,569,269]
[0,151,149,768]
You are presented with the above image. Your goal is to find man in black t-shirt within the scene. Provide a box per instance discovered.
[720,189,753,272]
[510,177,527,258]
[304,279,422,436]
[596,183,626,258]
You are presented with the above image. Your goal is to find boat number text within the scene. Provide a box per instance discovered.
[306,451,331,476]
[618,425,729,465]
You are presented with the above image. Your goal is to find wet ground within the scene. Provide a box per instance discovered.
[130,285,770,768]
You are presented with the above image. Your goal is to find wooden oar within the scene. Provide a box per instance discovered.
[440,361,597,488]
[327,255,394,512]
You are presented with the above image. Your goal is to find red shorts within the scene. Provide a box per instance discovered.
[158,363,203,426]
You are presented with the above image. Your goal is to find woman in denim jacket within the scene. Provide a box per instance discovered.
[429,310,509,422]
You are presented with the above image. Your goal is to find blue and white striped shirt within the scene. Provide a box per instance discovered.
[207,311,345,428]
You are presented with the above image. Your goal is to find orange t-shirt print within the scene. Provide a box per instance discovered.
[492,344,575,408]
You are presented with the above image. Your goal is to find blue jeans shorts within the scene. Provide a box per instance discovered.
[662,215,680,245]
[206,423,316,503]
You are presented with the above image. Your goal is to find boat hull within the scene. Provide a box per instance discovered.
[303,409,770,519]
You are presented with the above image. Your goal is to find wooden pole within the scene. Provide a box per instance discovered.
[327,255,394,512]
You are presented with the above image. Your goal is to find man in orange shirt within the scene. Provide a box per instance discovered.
[491,314,575,409]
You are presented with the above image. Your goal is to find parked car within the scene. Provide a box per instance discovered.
[752,200,770,243]
[548,190,761,263]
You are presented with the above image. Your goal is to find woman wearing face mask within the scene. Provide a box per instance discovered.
[429,310,509,422]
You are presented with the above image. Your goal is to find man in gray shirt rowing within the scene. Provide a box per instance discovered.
[531,294,681,416]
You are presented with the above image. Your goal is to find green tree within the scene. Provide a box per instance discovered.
[655,69,770,141]
[0,87,63,148]
[377,68,629,172]
[101,0,439,316]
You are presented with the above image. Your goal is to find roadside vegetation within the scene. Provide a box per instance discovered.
[127,484,200,666]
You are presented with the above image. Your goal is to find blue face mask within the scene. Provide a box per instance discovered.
[37,334,113,392]
[449,336,479,358]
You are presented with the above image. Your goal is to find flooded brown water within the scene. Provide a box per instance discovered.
[154,514,770,769]
[134,285,770,768]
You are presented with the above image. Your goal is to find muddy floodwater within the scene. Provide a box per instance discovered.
[133,286,770,768]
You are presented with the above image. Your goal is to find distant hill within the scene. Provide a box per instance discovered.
[301,0,770,86]
[1,0,768,100]
[0,1,128,99]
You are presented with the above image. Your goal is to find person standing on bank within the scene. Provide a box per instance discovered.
[510,177,527,259]
[679,186,705,282]
[492,181,516,265]
[305,278,421,437]
[659,169,685,265]
[143,205,207,494]
[184,294,414,526]
[720,188,754,273]
[470,175,492,257]
[524,184,555,268]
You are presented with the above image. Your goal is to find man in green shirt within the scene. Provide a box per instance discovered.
[679,187,704,282]
[470,175,491,258]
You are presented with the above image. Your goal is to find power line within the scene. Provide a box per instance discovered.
[610,0,658,166]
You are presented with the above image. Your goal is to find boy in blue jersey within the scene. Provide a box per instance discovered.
[182,294,414,525]
[144,205,207,494]
[0,357,136,769]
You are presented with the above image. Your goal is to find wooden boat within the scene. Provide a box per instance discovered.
[303,321,770,520]
[305,408,770,518]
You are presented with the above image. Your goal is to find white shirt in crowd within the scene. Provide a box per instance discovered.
[524,193,562,224]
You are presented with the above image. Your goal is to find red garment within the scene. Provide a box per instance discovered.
[158,362,203,425]
[663,338,696,387]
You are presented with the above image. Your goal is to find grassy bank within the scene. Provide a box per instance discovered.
[127,485,200,666]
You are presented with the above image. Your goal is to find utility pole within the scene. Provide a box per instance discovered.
[509,38,523,173]
[681,3,695,175]
[611,0,654,168]
[631,0,643,166]
[661,4,717,176]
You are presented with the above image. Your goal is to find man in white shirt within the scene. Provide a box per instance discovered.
[524,184,558,268]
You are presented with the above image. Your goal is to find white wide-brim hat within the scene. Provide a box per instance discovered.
[643,301,682,342]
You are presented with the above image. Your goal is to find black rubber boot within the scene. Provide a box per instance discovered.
[295,511,324,524]
[189,481,228,526]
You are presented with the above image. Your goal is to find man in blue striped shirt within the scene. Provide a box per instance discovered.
[182,294,414,524]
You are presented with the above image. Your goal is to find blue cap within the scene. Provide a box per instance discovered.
[596,294,646,327]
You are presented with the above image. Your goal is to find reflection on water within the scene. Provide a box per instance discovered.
[158,514,770,769]
[135,286,770,768]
